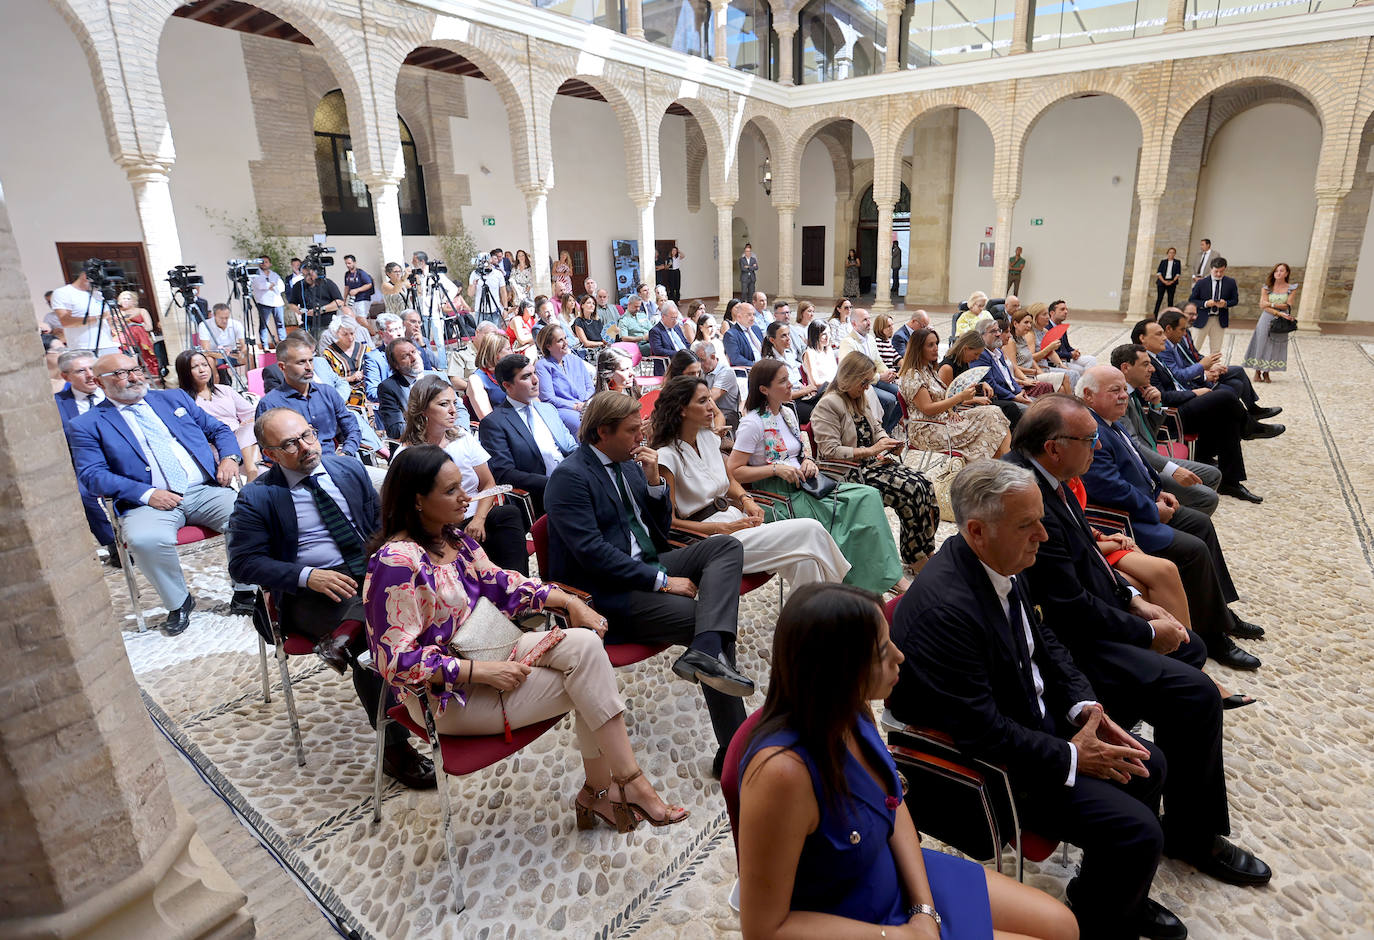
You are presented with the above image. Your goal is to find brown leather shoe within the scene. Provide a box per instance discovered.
[314,633,351,674]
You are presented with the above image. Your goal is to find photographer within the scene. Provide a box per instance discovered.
[342,254,375,335]
[410,251,470,342]
[51,268,118,355]
[468,249,509,329]
[249,256,287,349]
[286,259,345,335]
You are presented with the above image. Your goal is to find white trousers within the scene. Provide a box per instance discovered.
[708,509,851,587]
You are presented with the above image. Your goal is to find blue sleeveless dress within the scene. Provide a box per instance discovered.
[740,716,993,937]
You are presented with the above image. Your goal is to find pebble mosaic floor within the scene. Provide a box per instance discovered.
[115,326,1374,938]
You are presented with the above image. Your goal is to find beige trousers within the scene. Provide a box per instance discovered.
[1198,318,1224,356]
[408,629,624,758]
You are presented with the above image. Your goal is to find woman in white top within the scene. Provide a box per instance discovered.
[826,298,853,349]
[651,376,849,588]
[397,375,529,574]
[695,313,727,364]
[803,320,839,389]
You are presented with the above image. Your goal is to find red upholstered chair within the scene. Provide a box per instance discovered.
[879,596,1063,881]
[257,350,278,370]
[103,499,225,633]
[257,589,365,767]
[246,367,265,398]
[720,708,765,851]
[1156,407,1196,461]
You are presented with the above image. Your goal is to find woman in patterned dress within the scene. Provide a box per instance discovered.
[899,327,1010,461]
[509,249,534,304]
[552,250,574,298]
[364,444,688,832]
[1243,261,1298,382]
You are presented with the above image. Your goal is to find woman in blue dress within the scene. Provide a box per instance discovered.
[737,583,1077,940]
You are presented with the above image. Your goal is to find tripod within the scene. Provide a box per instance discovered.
[473,274,502,331]
[428,272,471,346]
[225,268,261,372]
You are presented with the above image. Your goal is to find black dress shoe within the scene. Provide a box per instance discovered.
[314,633,352,674]
[1242,422,1285,440]
[103,545,122,569]
[229,590,257,617]
[1217,482,1263,503]
[162,595,196,636]
[383,739,437,790]
[1173,835,1273,887]
[1212,640,1261,671]
[1131,898,1189,940]
[1249,405,1282,420]
[671,648,755,697]
[711,746,728,781]
[1226,619,1265,640]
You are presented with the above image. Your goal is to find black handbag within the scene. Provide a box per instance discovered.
[1269,314,1297,335]
[799,471,839,500]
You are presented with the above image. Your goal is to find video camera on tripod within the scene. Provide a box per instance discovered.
[84,258,128,300]
[302,244,335,274]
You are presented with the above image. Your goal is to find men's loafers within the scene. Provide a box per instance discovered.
[314,633,352,674]
[1226,619,1266,640]
[1217,482,1263,504]
[162,595,196,637]
[1212,640,1261,671]
[1250,405,1282,420]
[1242,422,1285,440]
[102,545,123,569]
[383,739,437,790]
[671,648,755,697]
[1173,835,1273,887]
[229,590,258,617]
[1132,897,1189,940]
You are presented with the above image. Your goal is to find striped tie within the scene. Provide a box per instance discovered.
[132,403,190,493]
[301,475,367,583]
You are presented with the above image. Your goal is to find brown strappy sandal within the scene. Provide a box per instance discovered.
[611,769,690,830]
[575,783,628,832]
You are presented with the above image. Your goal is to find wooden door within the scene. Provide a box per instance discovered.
[556,239,588,294]
[56,242,158,330]
[800,226,826,286]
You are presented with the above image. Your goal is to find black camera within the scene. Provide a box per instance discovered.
[83,258,127,299]
[471,254,492,276]
[226,258,258,280]
[428,259,448,275]
[302,244,335,273]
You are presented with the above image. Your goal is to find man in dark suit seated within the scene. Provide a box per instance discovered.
[647,301,691,358]
[543,391,750,776]
[970,315,1032,427]
[54,349,118,563]
[721,302,765,367]
[228,408,434,789]
[1158,308,1280,423]
[1130,319,1264,503]
[890,460,1271,940]
[477,354,577,517]
[376,338,468,439]
[1077,367,1266,670]
[69,352,255,635]
[1186,256,1239,355]
[255,333,361,458]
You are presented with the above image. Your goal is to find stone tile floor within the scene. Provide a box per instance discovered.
[114,327,1374,938]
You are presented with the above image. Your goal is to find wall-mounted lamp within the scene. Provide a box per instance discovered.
[759,156,772,196]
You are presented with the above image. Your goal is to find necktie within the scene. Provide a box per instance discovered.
[132,403,190,493]
[1057,483,1117,580]
[520,403,536,434]
[1130,396,1157,449]
[301,474,367,583]
[611,462,658,564]
[1213,279,1220,303]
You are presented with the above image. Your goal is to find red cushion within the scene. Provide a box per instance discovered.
[1021,830,1060,862]
[740,572,772,595]
[386,704,563,776]
[279,619,363,656]
[176,525,220,544]
[606,642,669,667]
[721,709,765,851]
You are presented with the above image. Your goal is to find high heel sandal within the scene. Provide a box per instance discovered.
[611,769,690,831]
[574,784,623,832]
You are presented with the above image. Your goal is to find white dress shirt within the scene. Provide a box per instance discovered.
[72,388,104,415]
[592,445,668,589]
[516,401,565,474]
[250,270,285,306]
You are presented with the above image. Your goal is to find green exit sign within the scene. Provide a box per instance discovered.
[481,216,496,227]
[1031,218,1044,226]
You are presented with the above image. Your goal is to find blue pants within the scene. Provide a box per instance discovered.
[872,381,903,434]
[118,482,252,609]
[257,302,285,344]
[81,486,116,546]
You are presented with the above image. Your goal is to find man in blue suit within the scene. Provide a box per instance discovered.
[53,349,117,560]
[971,316,1031,428]
[1158,308,1280,423]
[1077,367,1264,671]
[69,352,255,634]
[721,302,765,367]
[646,302,690,358]
[227,408,435,789]
[1186,257,1239,355]
[544,391,751,776]
[477,355,576,517]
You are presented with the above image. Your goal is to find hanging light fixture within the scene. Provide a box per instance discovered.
[759,156,772,196]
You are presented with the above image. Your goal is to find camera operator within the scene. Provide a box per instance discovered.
[409,250,471,342]
[342,254,375,335]
[469,248,509,328]
[198,302,248,385]
[51,269,118,355]
[286,260,345,335]
[249,255,287,349]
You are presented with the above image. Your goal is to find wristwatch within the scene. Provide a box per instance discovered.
[907,904,941,927]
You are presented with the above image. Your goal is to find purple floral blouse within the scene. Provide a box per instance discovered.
[363,530,552,712]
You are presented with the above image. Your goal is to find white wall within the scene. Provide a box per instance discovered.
[1013,96,1141,309]
[795,137,837,295]
[0,0,144,322]
[1193,102,1320,268]
[449,77,528,274]
[947,111,996,304]
[734,130,778,295]
[654,114,716,298]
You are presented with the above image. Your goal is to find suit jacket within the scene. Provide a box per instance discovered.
[647,322,690,358]
[377,370,465,439]
[262,363,284,394]
[1002,452,1152,651]
[809,389,885,461]
[1187,275,1238,329]
[1079,411,1173,552]
[1146,353,1197,408]
[362,349,390,402]
[477,400,576,509]
[1159,340,1207,387]
[1156,258,1181,283]
[543,444,673,619]
[722,322,765,366]
[535,355,594,412]
[68,390,241,514]
[227,456,378,597]
[890,324,913,359]
[888,534,1095,784]
[1121,393,1172,474]
[55,388,101,495]
[973,348,1021,401]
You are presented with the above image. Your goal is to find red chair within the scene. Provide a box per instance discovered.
[1156,407,1196,461]
[721,708,765,850]
[639,387,661,420]
[103,499,224,633]
[246,367,265,398]
[614,341,665,392]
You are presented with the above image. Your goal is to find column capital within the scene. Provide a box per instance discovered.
[630,192,656,210]
[358,172,401,190]
[772,201,799,213]
[711,197,737,211]
[518,181,550,199]
[775,21,798,36]
[993,192,1020,206]
[118,157,174,184]
[1314,187,1350,206]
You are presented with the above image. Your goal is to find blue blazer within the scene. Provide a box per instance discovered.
[1078,411,1172,552]
[1187,276,1238,329]
[890,325,913,360]
[536,355,594,411]
[973,349,1020,401]
[362,349,390,402]
[722,323,765,367]
[478,400,576,508]
[68,390,241,514]
[544,444,673,619]
[1159,340,1206,387]
[647,322,690,358]
[227,456,378,597]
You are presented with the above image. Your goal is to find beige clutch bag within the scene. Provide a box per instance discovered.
[450,596,524,662]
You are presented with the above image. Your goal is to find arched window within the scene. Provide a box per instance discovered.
[856,183,911,287]
[796,0,886,84]
[313,90,429,236]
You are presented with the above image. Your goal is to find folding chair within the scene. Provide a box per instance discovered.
[102,498,224,633]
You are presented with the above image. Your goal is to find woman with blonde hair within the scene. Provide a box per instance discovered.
[954,290,989,337]
[872,313,899,371]
[114,289,161,377]
[552,249,574,297]
[471,331,512,417]
[811,352,939,573]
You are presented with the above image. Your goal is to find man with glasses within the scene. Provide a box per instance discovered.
[255,333,360,458]
[68,353,256,634]
[54,349,117,563]
[972,314,1033,428]
[838,306,902,433]
[228,408,436,790]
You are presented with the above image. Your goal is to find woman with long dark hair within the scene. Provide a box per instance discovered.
[176,349,259,479]
[842,248,861,299]
[1243,261,1297,382]
[737,583,1077,939]
[761,321,822,423]
[364,445,687,832]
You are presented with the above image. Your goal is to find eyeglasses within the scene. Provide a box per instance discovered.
[1054,431,1100,446]
[266,427,318,454]
[98,366,145,380]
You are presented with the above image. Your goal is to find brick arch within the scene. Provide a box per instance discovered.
[1161,58,1336,145]
[728,113,786,199]
[1200,85,1318,165]
[811,128,854,197]
[652,95,730,207]
[892,90,1002,166]
[1015,78,1150,154]
[545,72,648,197]
[786,111,875,203]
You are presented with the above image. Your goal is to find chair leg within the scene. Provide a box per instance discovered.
[1060,843,1069,868]
[371,676,390,824]
[273,642,306,767]
[421,694,466,914]
[257,636,271,704]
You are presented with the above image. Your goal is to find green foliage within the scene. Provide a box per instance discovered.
[435,224,478,271]
[202,208,308,268]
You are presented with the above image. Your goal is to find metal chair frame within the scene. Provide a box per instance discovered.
[101,497,226,633]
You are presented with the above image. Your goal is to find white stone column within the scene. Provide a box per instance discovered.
[1295,189,1348,333]
[635,194,658,291]
[363,174,404,273]
[883,0,903,72]
[1010,0,1033,53]
[626,0,645,39]
[522,183,552,296]
[873,202,895,315]
[776,201,798,304]
[714,198,736,303]
[1164,0,1186,32]
[992,195,1017,294]
[776,24,797,85]
[1127,192,1163,319]
[713,0,729,65]
[121,160,187,359]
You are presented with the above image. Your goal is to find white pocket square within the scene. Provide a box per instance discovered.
[173,407,188,417]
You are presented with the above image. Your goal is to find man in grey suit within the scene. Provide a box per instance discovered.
[1109,344,1221,516]
[739,244,758,299]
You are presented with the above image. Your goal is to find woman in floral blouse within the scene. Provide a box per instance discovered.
[364,445,688,832]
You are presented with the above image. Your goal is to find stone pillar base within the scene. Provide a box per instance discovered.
[1,806,254,940]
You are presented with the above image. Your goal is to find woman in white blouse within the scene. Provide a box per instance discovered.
[803,320,839,389]
[650,376,849,588]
